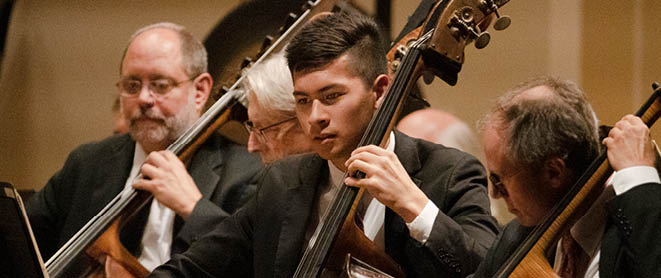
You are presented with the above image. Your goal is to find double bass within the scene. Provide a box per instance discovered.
[494,83,661,277]
[293,0,512,277]
[44,1,338,277]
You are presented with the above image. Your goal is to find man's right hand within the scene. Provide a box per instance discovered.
[132,150,202,220]
[602,115,655,171]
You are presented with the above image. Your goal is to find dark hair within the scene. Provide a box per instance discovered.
[481,76,600,179]
[285,12,387,88]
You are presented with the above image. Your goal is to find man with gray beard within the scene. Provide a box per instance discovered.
[26,22,262,275]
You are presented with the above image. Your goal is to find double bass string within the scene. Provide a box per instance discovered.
[295,29,434,277]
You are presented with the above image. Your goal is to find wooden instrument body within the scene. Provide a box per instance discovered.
[44,1,338,277]
[295,1,511,277]
[498,86,661,277]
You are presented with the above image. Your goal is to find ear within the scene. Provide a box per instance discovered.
[192,73,213,112]
[371,74,390,109]
[543,157,571,190]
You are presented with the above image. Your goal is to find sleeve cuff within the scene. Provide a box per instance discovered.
[405,199,439,244]
[610,166,660,195]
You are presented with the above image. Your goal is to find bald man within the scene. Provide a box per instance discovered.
[397,108,481,156]
[27,22,262,274]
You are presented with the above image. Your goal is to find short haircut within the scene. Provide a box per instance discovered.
[242,52,295,114]
[285,12,387,88]
[119,22,208,79]
[481,76,600,179]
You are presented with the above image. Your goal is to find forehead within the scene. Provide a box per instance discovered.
[482,121,510,172]
[292,54,363,94]
[247,94,288,125]
[121,28,184,77]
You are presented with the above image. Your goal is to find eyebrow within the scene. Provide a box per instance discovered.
[318,84,342,93]
[293,84,344,97]
[121,73,170,80]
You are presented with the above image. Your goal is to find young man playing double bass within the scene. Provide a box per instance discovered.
[472,77,661,277]
[150,12,499,278]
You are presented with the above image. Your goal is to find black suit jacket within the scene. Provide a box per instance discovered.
[151,131,500,278]
[600,183,661,277]
[471,182,661,278]
[26,133,263,260]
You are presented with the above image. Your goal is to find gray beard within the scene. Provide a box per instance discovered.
[128,97,198,150]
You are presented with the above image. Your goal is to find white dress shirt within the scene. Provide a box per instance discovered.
[553,166,660,278]
[323,132,439,248]
[121,143,176,272]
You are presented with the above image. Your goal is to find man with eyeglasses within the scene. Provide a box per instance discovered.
[471,76,661,277]
[150,12,499,278]
[27,22,262,274]
[241,52,314,164]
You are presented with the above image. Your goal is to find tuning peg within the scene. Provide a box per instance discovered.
[279,13,298,35]
[482,0,511,31]
[301,1,313,12]
[493,16,511,31]
[474,32,491,49]
[464,24,490,49]
[261,35,274,52]
[241,57,253,70]
[255,35,274,58]
[653,82,660,90]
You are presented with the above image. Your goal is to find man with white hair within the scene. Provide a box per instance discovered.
[242,53,314,163]
[27,22,262,273]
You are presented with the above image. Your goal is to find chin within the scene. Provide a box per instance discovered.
[518,217,538,228]
[130,127,168,146]
[312,145,332,159]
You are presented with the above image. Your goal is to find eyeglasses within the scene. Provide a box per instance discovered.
[243,117,297,143]
[116,77,193,99]
[488,173,509,197]
[488,169,524,198]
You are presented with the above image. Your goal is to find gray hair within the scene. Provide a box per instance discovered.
[242,52,295,113]
[481,76,600,178]
[119,22,208,78]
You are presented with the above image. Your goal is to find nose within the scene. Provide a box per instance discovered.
[503,197,515,212]
[490,185,502,199]
[308,100,329,129]
[246,131,262,153]
[136,83,155,107]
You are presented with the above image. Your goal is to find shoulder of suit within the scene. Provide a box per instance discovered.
[395,130,475,161]
[203,133,262,164]
[70,133,133,158]
[269,152,320,170]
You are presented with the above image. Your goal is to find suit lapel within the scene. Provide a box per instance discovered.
[274,155,328,278]
[187,137,223,198]
[172,137,223,236]
[92,135,136,204]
